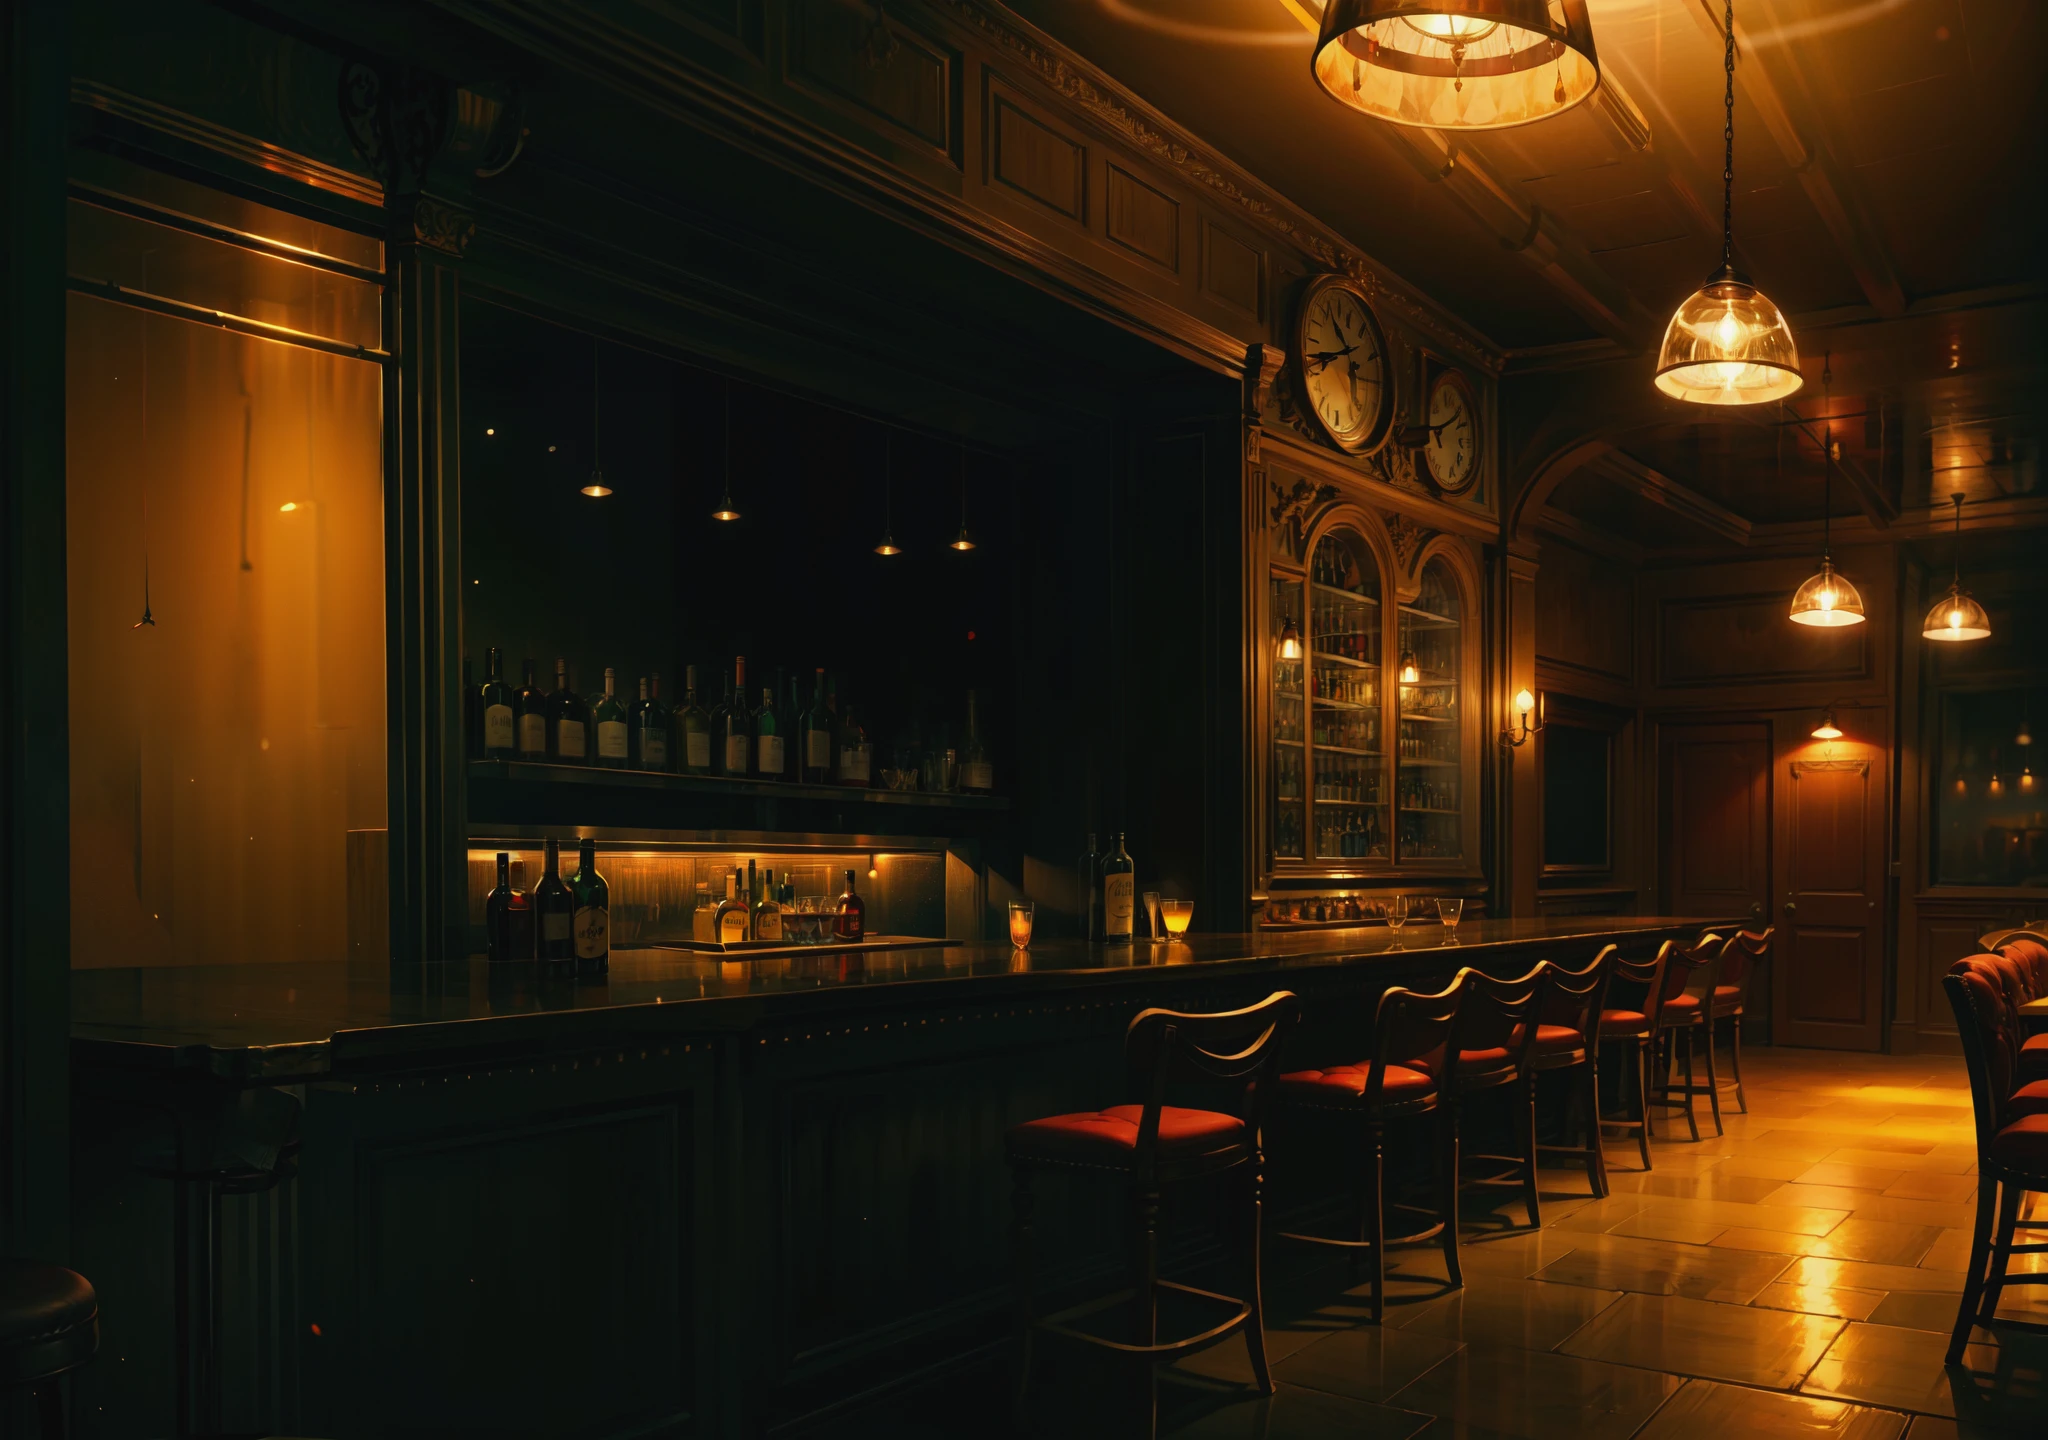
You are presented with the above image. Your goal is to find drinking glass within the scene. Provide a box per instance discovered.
[1386,894,1409,939]
[1160,899,1194,940]
[1142,891,1163,940]
[1437,897,1463,940]
[795,896,820,945]
[1008,900,1035,948]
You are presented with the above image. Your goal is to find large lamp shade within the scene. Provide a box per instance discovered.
[1313,1,1601,131]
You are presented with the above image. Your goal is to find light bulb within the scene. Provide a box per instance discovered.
[2022,768,2035,792]
[1405,13,1497,41]
[1990,774,2004,797]
[1514,688,1535,715]
[278,501,299,513]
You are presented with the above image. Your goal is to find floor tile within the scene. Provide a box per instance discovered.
[1638,1195,1850,1238]
[1748,1132,1934,1157]
[1918,1229,1975,1272]
[1560,1292,1844,1389]
[1270,1323,1463,1404]
[1386,1342,1682,1440]
[1608,1171,1790,1204]
[1776,1257,1967,1296]
[1391,1277,1620,1351]
[1531,1233,1794,1304]
[1751,1281,1888,1321]
[1710,1220,1942,1267]
[1826,1148,1977,1176]
[1867,1290,1972,1333]
[1800,1324,1981,1416]
[1161,1382,1436,1440]
[1713,1154,1815,1182]
[1605,1210,1730,1245]
[1883,1174,1978,1204]
[1633,1378,1906,1440]
[1796,1163,1906,1190]
[1845,1196,1977,1230]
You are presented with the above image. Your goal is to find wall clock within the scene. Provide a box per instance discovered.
[1294,275,1391,454]
[1419,368,1481,495]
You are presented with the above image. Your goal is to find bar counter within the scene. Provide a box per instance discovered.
[72,916,1725,1081]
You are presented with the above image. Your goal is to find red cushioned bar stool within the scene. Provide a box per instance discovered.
[1942,957,2048,1363]
[1007,991,1301,1437]
[1271,974,1464,1323]
[1443,964,1548,1232]
[1527,946,1618,1199]
[1707,928,1771,1115]
[1650,931,1725,1141]
[1593,943,1675,1172]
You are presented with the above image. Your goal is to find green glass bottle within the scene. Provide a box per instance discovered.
[754,681,785,781]
[593,667,630,769]
[677,664,712,774]
[568,837,609,974]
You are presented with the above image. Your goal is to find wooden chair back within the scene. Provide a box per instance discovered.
[1124,991,1302,1171]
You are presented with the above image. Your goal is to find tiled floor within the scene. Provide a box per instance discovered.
[1141,1046,2047,1440]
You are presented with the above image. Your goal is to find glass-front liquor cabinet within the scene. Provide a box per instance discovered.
[1261,477,1482,904]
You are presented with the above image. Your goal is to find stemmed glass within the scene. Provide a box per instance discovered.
[1386,894,1409,949]
[1437,897,1463,942]
[1159,899,1194,942]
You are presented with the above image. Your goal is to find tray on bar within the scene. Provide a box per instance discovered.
[644,934,960,959]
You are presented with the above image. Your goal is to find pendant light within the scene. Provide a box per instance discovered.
[1311,1,1601,131]
[710,384,740,522]
[1788,358,1864,627]
[873,432,902,556]
[1654,0,1801,406]
[1277,617,1303,661]
[1811,708,1843,741]
[580,344,612,497]
[1399,652,1420,685]
[133,307,156,627]
[1921,493,1990,642]
[946,445,975,551]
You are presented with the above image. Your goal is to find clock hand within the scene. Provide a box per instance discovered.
[1305,343,1357,370]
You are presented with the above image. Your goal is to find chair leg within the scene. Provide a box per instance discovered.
[1131,1187,1161,1440]
[1632,1041,1653,1169]
[1365,1118,1387,1324]
[1437,1105,1463,1289]
[1702,1016,1723,1137]
[1010,1165,1036,1417]
[1244,1149,1274,1394]
[1680,1027,1701,1142]
[1517,1074,1542,1229]
[1978,1181,2023,1325]
[33,1380,65,1440]
[1950,1177,2000,1364]
[1582,1060,1609,1198]
[1729,1015,1748,1113]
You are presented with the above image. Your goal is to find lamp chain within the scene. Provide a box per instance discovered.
[1722,0,1736,269]
[1820,352,1831,561]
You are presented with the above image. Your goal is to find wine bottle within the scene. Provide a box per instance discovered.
[1102,833,1135,943]
[630,675,669,771]
[463,656,482,759]
[594,668,630,769]
[569,837,609,974]
[714,657,750,777]
[677,665,713,774]
[801,668,833,783]
[534,837,575,970]
[1077,832,1100,941]
[752,867,784,942]
[505,858,535,959]
[481,648,514,760]
[835,868,866,942]
[486,852,516,961]
[960,689,993,792]
[547,659,590,763]
[712,866,749,944]
[836,702,871,788]
[754,683,785,781]
[514,659,549,761]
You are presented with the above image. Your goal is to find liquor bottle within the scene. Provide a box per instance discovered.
[960,690,993,793]
[514,659,549,761]
[677,665,713,774]
[800,667,834,783]
[712,866,749,944]
[1102,833,1135,943]
[752,867,784,942]
[463,656,482,758]
[481,648,514,760]
[836,868,866,942]
[534,837,575,970]
[754,683,786,780]
[713,657,750,777]
[594,668,630,769]
[630,676,669,771]
[1078,832,1101,941]
[547,660,590,763]
[486,852,518,962]
[506,858,535,959]
[569,837,609,974]
[836,703,871,787]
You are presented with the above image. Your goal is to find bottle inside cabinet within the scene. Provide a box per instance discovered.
[1307,534,1387,861]
[1396,558,1464,862]
[1269,577,1304,859]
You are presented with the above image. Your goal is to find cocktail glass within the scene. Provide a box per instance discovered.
[1437,897,1463,941]
[1160,899,1193,941]
[1008,900,1035,948]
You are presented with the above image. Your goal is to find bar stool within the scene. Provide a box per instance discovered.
[1271,975,1464,1322]
[1942,957,2048,1362]
[1444,964,1547,1232]
[1651,931,1724,1141]
[1007,991,1300,1437]
[1708,928,1771,1114]
[1594,944,1674,1171]
[0,1261,97,1438]
[1527,947,1618,1199]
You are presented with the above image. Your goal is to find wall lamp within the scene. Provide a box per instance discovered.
[1811,707,1844,741]
[1277,617,1303,661]
[1499,687,1545,748]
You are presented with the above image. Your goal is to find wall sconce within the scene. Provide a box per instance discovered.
[1499,687,1545,748]
[867,852,879,879]
[1277,617,1302,661]
[1811,708,1843,741]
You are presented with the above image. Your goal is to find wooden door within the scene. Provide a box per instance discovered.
[1660,723,1771,924]
[1773,736,1887,1051]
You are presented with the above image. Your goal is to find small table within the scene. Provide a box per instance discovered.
[2023,996,2048,1018]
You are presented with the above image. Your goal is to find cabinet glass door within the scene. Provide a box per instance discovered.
[1397,558,1463,862]
[1308,534,1387,861]
[1270,575,1304,859]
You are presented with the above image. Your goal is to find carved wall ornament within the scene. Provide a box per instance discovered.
[339,60,451,194]
[1271,476,1338,531]
[1385,512,1432,573]
[398,193,477,258]
[1243,342,1285,425]
[1267,363,1324,445]
[862,2,902,66]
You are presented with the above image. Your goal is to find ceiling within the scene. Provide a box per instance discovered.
[1007,0,2047,549]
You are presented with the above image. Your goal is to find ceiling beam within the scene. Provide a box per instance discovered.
[1686,0,1907,319]
[1595,449,1754,547]
[1535,504,1646,566]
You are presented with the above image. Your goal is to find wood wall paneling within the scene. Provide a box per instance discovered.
[1105,161,1178,272]
[788,0,961,164]
[1774,754,1886,1050]
[988,89,1085,221]
[1535,541,1632,689]
[1657,591,1871,690]
[1200,216,1264,321]
[1659,723,1770,922]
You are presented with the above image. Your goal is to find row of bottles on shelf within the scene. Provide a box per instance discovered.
[1412,569,1460,619]
[1399,682,1458,719]
[484,837,610,971]
[1315,762,1381,804]
[695,860,866,945]
[1274,688,1304,741]
[1397,812,1461,859]
[1311,708,1378,751]
[467,649,994,792]
[1398,775,1459,811]
[1311,608,1377,662]
[1318,809,1388,859]
[1275,746,1303,800]
[1311,543,1371,595]
[1398,726,1458,762]
[1311,668,1375,706]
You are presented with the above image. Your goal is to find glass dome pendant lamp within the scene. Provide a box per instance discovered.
[1654,0,1802,406]
[1310,1,1602,131]
[1921,493,1991,642]
[581,343,613,497]
[1788,359,1866,627]
[946,445,976,551]
[873,432,902,557]
[710,385,741,522]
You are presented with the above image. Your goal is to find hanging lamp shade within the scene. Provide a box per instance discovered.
[1312,0,1601,131]
[1788,558,1865,627]
[1922,585,1990,642]
[1278,617,1303,662]
[1654,267,1803,405]
[1811,708,1843,741]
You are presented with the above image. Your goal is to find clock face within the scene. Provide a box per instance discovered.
[1422,371,1480,494]
[1297,278,1389,453]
